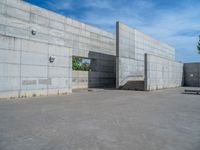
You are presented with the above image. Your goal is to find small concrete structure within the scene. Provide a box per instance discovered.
[145,54,183,90]
[184,63,200,87]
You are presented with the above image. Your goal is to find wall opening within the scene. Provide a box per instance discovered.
[72,56,95,71]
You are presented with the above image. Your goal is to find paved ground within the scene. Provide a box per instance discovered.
[0,88,200,150]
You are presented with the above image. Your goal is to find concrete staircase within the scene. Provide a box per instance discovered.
[119,75,145,91]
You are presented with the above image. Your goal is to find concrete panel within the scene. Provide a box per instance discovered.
[30,13,49,26]
[6,6,30,21]
[0,14,6,25]
[6,26,28,39]
[21,65,47,78]
[0,34,21,50]
[145,54,183,91]
[0,24,5,35]
[21,52,48,66]
[48,67,67,78]
[48,45,70,57]
[30,4,49,18]
[49,78,68,89]
[0,49,20,64]
[49,20,64,31]
[184,63,200,87]
[0,77,20,91]
[7,0,30,11]
[21,39,48,54]
[0,3,6,15]
[0,64,20,77]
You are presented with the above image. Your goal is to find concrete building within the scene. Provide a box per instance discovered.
[0,0,192,99]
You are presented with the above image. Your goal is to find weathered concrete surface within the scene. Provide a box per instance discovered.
[145,54,183,90]
[0,0,72,98]
[0,87,200,150]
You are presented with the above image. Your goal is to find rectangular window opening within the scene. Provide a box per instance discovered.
[72,56,95,71]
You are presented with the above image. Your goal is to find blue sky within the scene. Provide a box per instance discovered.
[25,0,200,62]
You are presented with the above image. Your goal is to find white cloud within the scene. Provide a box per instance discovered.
[35,0,200,62]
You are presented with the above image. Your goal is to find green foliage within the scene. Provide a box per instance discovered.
[198,35,200,54]
[72,56,90,71]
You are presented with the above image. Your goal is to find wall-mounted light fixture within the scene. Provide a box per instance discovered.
[49,56,55,63]
[31,29,36,35]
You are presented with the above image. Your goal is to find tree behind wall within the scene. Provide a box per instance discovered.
[72,56,90,71]
[198,35,200,54]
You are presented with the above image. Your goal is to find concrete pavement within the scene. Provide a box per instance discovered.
[0,88,200,150]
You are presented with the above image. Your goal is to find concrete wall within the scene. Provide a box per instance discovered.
[116,22,175,89]
[0,0,116,98]
[145,54,183,91]
[184,63,200,87]
[70,23,116,89]
[0,0,73,98]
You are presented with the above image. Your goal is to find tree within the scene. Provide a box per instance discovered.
[72,56,82,70]
[197,35,200,54]
[72,56,90,71]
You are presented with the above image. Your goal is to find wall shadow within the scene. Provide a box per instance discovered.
[88,51,116,88]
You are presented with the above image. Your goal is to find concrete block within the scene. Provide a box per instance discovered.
[49,12,65,23]
[0,77,20,91]
[21,65,47,78]
[30,4,49,18]
[48,67,67,78]
[48,45,69,57]
[49,78,68,88]
[0,24,5,35]
[49,36,64,46]
[0,2,6,14]
[21,51,48,66]
[30,13,49,26]
[0,35,14,50]
[6,26,28,39]
[6,16,29,30]
[6,6,30,21]
[0,49,20,64]
[49,28,64,38]
[49,20,64,31]
[7,0,30,11]
[0,64,20,77]
[21,39,48,54]
[0,14,6,24]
